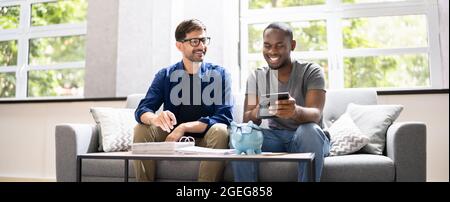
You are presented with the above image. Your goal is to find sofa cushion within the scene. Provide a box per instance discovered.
[321,154,395,182]
[90,107,136,152]
[346,103,403,155]
[82,159,136,177]
[82,159,200,181]
[327,113,370,156]
[81,155,394,182]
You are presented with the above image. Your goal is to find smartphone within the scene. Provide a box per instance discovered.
[261,92,289,101]
[258,92,289,119]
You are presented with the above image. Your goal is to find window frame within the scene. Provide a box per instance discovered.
[0,0,87,100]
[239,0,443,91]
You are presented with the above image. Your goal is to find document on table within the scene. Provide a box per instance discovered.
[175,146,235,155]
[131,142,195,154]
[260,152,288,156]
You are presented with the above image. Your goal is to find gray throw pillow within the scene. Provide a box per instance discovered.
[346,103,403,155]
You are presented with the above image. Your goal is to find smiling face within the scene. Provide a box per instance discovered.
[262,28,296,70]
[177,29,208,62]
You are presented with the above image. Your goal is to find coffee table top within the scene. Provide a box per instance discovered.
[78,151,315,162]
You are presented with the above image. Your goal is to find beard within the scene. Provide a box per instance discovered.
[187,49,206,62]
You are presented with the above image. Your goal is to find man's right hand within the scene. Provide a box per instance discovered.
[146,111,177,133]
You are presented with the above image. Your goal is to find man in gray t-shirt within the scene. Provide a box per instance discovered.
[246,60,326,130]
[232,22,330,182]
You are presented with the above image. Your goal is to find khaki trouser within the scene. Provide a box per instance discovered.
[133,123,229,182]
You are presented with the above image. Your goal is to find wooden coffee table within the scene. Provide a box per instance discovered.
[76,152,315,182]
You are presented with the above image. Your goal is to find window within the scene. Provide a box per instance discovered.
[240,0,443,90]
[0,0,87,99]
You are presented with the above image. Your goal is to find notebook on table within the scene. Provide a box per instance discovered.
[131,136,235,155]
[131,136,195,154]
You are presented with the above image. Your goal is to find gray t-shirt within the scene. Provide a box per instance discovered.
[246,60,326,130]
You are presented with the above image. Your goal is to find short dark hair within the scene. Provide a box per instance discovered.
[263,22,293,41]
[175,19,207,41]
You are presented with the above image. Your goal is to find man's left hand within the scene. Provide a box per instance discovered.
[165,124,186,142]
[269,96,297,119]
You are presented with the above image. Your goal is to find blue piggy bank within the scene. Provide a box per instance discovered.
[230,121,263,155]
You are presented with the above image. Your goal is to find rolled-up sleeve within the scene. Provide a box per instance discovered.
[198,69,233,130]
[135,69,166,124]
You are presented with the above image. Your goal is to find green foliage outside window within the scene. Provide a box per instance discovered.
[249,0,325,9]
[28,68,84,97]
[29,35,86,65]
[0,5,20,30]
[0,0,87,98]
[0,72,15,97]
[31,0,87,26]
[0,40,18,66]
[344,55,429,88]
[293,21,327,51]
[248,20,327,53]
[343,15,427,49]
[342,15,429,88]
[247,0,430,88]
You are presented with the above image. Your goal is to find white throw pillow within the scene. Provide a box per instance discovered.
[327,113,369,156]
[90,107,136,152]
[346,103,403,155]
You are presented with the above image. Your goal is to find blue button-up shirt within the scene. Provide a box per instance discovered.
[135,61,233,134]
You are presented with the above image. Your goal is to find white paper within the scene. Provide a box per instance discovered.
[175,146,235,155]
[131,142,195,154]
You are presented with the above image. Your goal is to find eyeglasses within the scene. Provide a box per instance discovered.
[179,37,211,47]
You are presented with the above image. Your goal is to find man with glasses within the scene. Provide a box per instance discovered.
[133,19,233,182]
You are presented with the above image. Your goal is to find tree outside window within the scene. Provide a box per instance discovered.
[0,0,87,99]
[245,0,434,89]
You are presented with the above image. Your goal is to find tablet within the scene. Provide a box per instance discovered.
[258,92,289,119]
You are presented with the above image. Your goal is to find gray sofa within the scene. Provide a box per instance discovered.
[55,89,426,182]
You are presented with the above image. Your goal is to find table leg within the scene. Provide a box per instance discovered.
[124,159,129,182]
[76,157,82,182]
[309,158,316,182]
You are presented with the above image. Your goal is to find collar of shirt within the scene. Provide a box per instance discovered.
[171,60,208,79]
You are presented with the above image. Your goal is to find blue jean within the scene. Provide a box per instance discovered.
[231,123,330,182]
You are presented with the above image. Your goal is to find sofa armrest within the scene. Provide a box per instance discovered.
[55,124,99,182]
[386,122,426,182]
